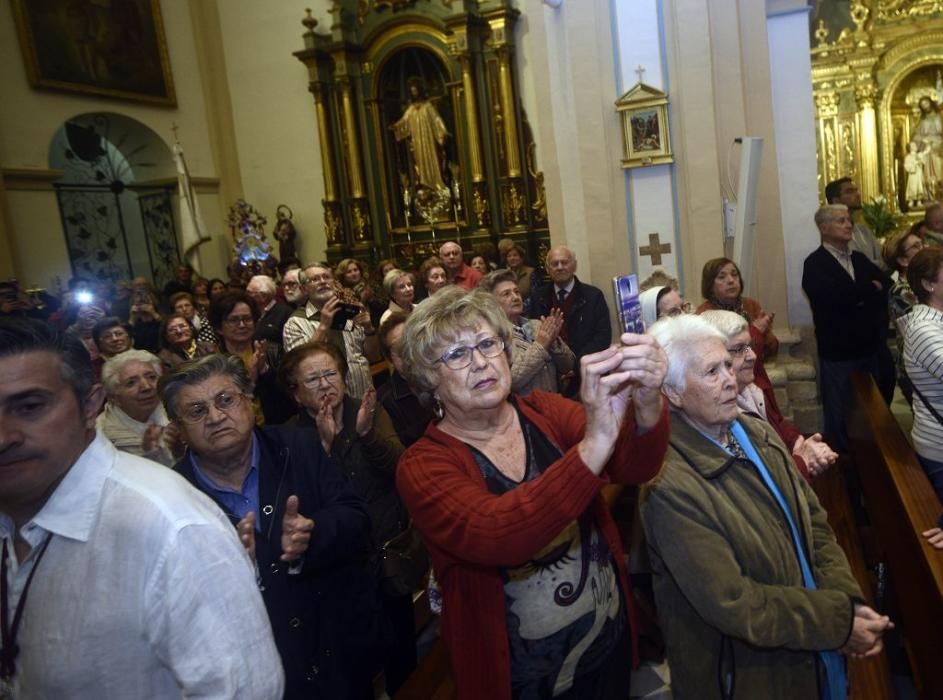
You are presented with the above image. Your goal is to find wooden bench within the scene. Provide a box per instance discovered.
[848,373,943,699]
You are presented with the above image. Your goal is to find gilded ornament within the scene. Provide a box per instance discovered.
[352,201,371,241]
[815,91,840,118]
[324,202,342,245]
[855,82,879,108]
[473,185,491,226]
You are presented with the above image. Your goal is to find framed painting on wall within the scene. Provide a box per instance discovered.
[615,82,673,169]
[11,0,177,107]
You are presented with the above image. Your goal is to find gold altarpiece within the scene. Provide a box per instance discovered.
[294,1,549,266]
[812,1,943,215]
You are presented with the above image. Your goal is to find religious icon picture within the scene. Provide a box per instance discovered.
[10,0,176,106]
[616,83,673,169]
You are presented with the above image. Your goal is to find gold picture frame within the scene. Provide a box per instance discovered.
[616,83,673,169]
[11,0,177,107]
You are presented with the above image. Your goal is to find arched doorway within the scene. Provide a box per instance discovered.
[49,112,179,285]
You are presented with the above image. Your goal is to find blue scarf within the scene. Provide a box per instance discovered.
[729,420,847,700]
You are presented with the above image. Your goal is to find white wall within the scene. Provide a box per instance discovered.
[612,0,683,287]
[216,1,331,265]
[0,0,219,288]
[767,6,818,325]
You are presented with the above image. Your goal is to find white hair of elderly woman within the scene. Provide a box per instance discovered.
[101,349,162,394]
[698,309,748,341]
[647,314,726,393]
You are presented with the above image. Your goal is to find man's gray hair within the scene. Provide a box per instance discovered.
[478,269,517,294]
[247,275,277,295]
[400,287,513,400]
[814,204,848,229]
[647,315,726,393]
[545,245,576,267]
[101,350,162,395]
[159,354,254,421]
[699,310,748,342]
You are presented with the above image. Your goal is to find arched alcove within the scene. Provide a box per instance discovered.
[48,112,180,285]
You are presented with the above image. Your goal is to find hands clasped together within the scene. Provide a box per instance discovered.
[578,332,667,475]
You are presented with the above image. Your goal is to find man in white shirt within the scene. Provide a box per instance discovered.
[0,318,283,699]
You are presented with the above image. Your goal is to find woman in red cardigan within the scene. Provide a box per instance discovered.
[395,287,669,700]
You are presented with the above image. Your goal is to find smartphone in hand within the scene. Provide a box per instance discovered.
[612,274,644,334]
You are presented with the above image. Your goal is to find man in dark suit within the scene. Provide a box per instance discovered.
[802,204,895,452]
[247,274,295,347]
[161,354,384,700]
[531,246,612,394]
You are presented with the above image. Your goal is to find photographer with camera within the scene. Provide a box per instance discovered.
[283,263,376,399]
[128,285,163,353]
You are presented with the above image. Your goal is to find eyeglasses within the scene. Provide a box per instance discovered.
[178,391,245,423]
[282,281,301,290]
[224,315,254,327]
[728,342,754,357]
[436,336,505,370]
[301,369,340,388]
[663,302,693,318]
[166,324,190,334]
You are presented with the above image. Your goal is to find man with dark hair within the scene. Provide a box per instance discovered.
[824,177,883,267]
[802,205,895,451]
[0,318,283,698]
[161,354,381,699]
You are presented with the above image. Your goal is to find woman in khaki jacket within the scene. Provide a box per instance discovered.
[642,315,893,700]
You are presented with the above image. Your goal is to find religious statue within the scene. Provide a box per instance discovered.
[273,205,298,262]
[392,77,449,191]
[912,72,943,200]
[905,141,929,208]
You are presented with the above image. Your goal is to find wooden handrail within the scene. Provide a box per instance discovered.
[849,373,943,699]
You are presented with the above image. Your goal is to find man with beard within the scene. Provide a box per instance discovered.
[283,263,375,399]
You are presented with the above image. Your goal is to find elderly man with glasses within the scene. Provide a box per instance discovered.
[283,263,376,399]
[160,354,383,700]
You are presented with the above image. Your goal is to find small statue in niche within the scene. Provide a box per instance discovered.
[273,205,298,261]
[905,140,929,208]
[392,77,449,191]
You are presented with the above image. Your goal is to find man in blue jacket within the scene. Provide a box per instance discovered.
[161,353,384,699]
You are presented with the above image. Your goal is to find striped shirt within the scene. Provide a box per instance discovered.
[902,304,943,461]
[282,301,372,399]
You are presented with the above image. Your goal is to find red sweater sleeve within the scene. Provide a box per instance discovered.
[396,393,669,568]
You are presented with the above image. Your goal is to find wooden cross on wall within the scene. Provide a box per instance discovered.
[639,232,671,265]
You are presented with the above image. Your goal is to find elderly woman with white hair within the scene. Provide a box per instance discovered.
[396,286,669,700]
[97,349,181,465]
[700,309,837,479]
[641,314,892,700]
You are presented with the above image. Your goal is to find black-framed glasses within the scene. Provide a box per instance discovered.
[436,336,505,370]
[178,391,245,423]
[224,315,254,327]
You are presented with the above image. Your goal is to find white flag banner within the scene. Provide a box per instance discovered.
[173,142,210,271]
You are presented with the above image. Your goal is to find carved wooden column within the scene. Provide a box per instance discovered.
[854,79,880,202]
[332,54,372,245]
[814,90,841,200]
[310,81,343,248]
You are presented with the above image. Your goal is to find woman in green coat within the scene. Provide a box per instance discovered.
[642,314,893,699]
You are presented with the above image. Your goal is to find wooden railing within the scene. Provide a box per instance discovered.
[848,373,943,700]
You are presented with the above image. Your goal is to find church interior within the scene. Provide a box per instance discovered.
[2,1,943,698]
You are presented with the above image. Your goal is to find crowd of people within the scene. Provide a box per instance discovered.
[2,192,941,699]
